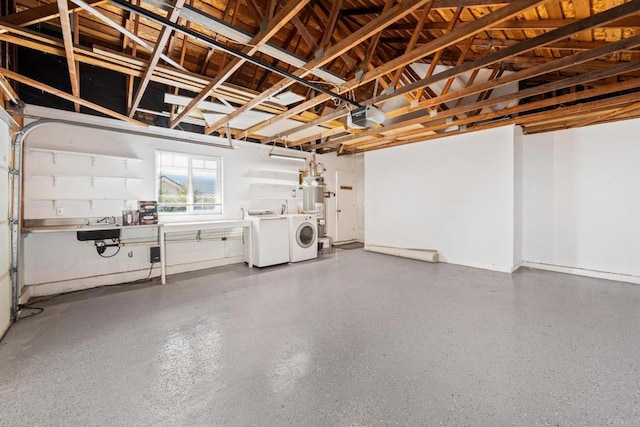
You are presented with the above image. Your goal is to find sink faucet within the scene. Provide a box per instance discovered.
[97,216,117,224]
[280,200,288,215]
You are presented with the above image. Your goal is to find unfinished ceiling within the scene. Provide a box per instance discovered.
[0,0,639,154]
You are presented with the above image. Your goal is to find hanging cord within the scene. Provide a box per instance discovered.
[131,262,156,283]
[95,240,122,258]
[16,304,44,320]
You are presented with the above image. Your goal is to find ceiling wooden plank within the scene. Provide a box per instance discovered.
[318,0,342,49]
[0,0,106,28]
[336,60,640,148]
[0,67,147,125]
[343,91,640,153]
[256,18,301,91]
[68,0,185,70]
[129,0,185,117]
[291,15,317,50]
[396,32,640,117]
[168,0,310,128]
[572,101,640,128]
[205,0,433,135]
[389,1,434,89]
[243,0,549,139]
[435,34,477,110]
[387,16,640,31]
[359,0,395,74]
[267,0,277,19]
[340,0,509,15]
[414,5,463,101]
[56,0,81,112]
[247,0,265,22]
[257,0,640,140]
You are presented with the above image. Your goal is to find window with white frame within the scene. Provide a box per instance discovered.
[156,151,222,214]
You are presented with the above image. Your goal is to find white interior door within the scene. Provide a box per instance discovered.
[0,116,11,337]
[335,170,356,243]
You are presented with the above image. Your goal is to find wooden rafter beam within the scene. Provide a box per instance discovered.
[414,5,463,102]
[335,60,640,149]
[359,0,394,74]
[56,0,81,112]
[0,25,295,116]
[168,0,310,129]
[387,16,640,31]
[340,0,509,15]
[206,0,433,135]
[246,0,548,140]
[66,0,185,71]
[318,0,342,50]
[0,0,106,29]
[0,67,147,126]
[389,1,434,89]
[342,91,640,154]
[393,32,640,119]
[129,0,185,117]
[254,0,640,141]
[572,101,640,128]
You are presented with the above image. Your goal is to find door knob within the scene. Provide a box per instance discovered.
[336,209,342,213]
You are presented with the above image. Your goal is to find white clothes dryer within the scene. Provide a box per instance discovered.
[246,214,290,267]
[287,214,318,262]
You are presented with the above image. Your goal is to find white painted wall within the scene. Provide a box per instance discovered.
[355,154,365,241]
[365,125,518,272]
[522,120,640,280]
[513,125,524,268]
[22,106,362,296]
[0,111,12,336]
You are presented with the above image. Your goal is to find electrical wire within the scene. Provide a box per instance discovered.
[96,241,121,258]
[17,304,44,320]
[131,262,156,283]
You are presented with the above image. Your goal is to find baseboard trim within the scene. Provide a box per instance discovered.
[26,256,246,298]
[521,262,640,285]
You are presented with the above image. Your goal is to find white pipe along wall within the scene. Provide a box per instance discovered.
[20,105,363,297]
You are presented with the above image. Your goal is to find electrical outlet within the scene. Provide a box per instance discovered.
[150,246,161,263]
[56,207,64,216]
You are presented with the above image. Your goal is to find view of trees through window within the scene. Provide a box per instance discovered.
[156,151,222,214]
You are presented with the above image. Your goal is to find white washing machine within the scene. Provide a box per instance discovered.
[247,215,290,267]
[287,214,318,262]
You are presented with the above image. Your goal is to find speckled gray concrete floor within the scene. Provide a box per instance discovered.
[1,249,640,426]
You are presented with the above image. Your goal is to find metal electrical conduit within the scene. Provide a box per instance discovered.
[11,118,236,321]
[108,0,362,108]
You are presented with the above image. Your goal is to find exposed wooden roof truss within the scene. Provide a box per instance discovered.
[0,0,638,154]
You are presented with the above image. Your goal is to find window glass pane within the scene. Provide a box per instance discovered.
[158,153,188,213]
[193,164,217,211]
[156,151,221,214]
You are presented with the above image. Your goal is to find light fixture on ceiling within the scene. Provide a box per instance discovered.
[268,139,305,162]
[269,153,306,162]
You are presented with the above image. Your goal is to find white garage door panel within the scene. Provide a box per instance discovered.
[0,225,8,275]
[0,275,10,336]
[0,115,11,336]
[0,181,7,220]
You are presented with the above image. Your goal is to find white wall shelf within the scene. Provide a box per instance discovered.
[26,173,142,187]
[251,196,302,200]
[27,173,142,179]
[29,147,141,162]
[25,198,138,211]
